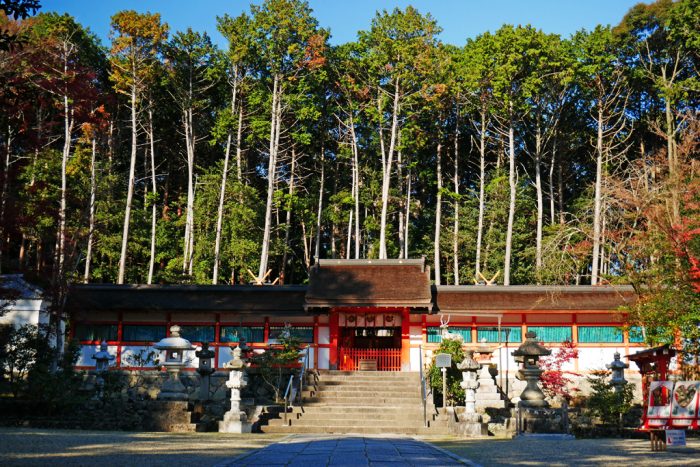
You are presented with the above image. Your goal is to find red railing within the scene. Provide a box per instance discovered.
[339,347,401,371]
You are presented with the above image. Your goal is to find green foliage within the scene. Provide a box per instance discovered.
[427,338,465,406]
[0,324,84,414]
[585,369,635,426]
[250,324,303,402]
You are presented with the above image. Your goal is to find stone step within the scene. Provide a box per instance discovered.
[272,411,433,422]
[261,424,450,435]
[317,378,420,385]
[304,396,422,405]
[289,405,430,415]
[310,389,421,398]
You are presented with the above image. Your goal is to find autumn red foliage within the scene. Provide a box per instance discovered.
[538,340,580,403]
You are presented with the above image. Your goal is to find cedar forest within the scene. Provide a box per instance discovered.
[0,0,699,360]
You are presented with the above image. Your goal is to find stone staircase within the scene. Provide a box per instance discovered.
[262,370,450,435]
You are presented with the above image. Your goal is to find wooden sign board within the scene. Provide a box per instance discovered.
[435,353,452,368]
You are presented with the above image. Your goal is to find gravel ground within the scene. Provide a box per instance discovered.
[2,428,700,467]
[0,428,287,466]
[429,435,700,467]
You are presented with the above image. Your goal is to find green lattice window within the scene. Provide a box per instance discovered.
[577,326,623,343]
[74,323,118,342]
[426,326,472,343]
[220,326,264,343]
[180,325,215,343]
[527,326,572,343]
[122,325,166,342]
[476,326,522,343]
[629,326,645,343]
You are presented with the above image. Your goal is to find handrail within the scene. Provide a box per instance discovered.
[419,345,428,427]
[283,374,294,423]
[297,345,310,406]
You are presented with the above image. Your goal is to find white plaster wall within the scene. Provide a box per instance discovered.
[0,298,46,328]
[318,348,330,370]
[318,326,330,345]
[577,347,626,372]
[121,345,161,368]
[410,347,421,371]
[77,344,119,367]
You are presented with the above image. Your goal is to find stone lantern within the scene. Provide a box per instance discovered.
[606,351,629,393]
[92,341,115,373]
[195,342,216,400]
[512,331,551,408]
[154,325,194,401]
[457,350,481,415]
[220,345,252,433]
[91,341,114,399]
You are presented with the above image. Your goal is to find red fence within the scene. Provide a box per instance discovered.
[339,347,401,371]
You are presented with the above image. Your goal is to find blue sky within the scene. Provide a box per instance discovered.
[42,0,647,48]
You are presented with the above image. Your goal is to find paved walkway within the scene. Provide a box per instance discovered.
[217,434,473,466]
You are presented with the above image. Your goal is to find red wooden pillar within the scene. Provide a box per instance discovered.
[313,315,319,370]
[116,311,123,368]
[401,307,410,371]
[329,308,339,370]
[214,313,221,369]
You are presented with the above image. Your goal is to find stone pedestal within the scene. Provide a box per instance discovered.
[159,368,189,401]
[219,369,252,433]
[517,365,548,408]
[475,364,507,412]
[144,400,196,432]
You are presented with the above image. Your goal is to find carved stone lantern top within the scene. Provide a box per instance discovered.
[606,351,629,385]
[154,325,194,368]
[457,350,481,372]
[196,342,216,376]
[512,331,551,366]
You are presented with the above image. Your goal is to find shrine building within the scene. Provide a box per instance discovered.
[67,258,641,376]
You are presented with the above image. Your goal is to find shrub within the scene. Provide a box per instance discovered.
[250,325,302,402]
[428,338,465,406]
[585,369,635,427]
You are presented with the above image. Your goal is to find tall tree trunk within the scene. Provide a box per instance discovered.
[404,168,411,259]
[475,111,487,278]
[314,147,324,262]
[397,143,404,259]
[259,74,281,280]
[534,121,543,275]
[549,135,557,225]
[281,148,296,283]
[56,90,73,288]
[236,102,244,184]
[504,115,516,287]
[147,108,157,284]
[379,78,400,259]
[117,84,138,284]
[346,209,353,260]
[182,107,196,276]
[213,84,238,284]
[350,118,360,259]
[434,141,443,285]
[558,160,565,225]
[452,114,460,285]
[591,102,603,286]
[0,127,12,275]
[665,99,679,223]
[83,137,97,283]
